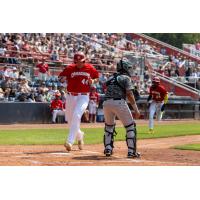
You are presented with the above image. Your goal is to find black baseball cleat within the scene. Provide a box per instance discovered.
[127,152,141,159]
[104,149,112,157]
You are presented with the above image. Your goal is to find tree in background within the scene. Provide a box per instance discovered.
[146,33,200,49]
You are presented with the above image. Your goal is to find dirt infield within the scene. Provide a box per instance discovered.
[0,120,200,166]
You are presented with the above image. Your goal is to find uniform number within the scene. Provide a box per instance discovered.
[82,79,89,85]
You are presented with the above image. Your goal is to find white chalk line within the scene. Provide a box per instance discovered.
[0,149,196,166]
[0,151,23,154]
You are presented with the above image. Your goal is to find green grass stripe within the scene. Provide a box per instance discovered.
[174,144,200,151]
[0,123,199,145]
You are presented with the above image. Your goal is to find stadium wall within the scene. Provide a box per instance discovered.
[0,102,51,124]
[0,97,199,124]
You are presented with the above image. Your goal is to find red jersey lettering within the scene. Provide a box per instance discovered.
[59,63,99,93]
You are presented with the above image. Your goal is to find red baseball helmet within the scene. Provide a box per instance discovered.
[152,76,160,84]
[91,86,96,91]
[74,52,86,63]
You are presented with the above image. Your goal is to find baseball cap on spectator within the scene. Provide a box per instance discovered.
[13,67,17,70]
[31,88,37,92]
[47,82,52,87]
[55,92,61,98]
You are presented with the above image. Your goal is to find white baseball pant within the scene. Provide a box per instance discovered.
[65,93,89,144]
[89,100,97,114]
[52,109,67,123]
[149,100,164,129]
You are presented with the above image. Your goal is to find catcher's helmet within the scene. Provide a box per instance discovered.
[117,58,133,77]
[74,52,86,63]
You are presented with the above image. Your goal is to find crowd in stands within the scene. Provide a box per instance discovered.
[183,42,200,57]
[0,33,200,105]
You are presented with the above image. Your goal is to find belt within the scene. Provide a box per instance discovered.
[67,92,89,96]
[105,98,124,100]
[154,100,163,103]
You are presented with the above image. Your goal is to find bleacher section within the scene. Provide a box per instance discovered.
[0,33,200,103]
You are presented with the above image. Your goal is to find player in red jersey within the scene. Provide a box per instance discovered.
[147,76,168,133]
[50,92,67,123]
[88,86,99,123]
[58,52,99,151]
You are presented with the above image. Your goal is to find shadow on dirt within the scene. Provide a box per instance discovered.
[73,155,118,161]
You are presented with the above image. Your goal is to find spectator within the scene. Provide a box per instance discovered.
[4,87,11,101]
[38,82,48,93]
[0,87,4,100]
[160,47,166,55]
[99,73,108,84]
[8,88,17,101]
[157,66,165,75]
[1,76,12,91]
[9,67,19,80]
[18,78,31,94]
[18,70,26,79]
[60,90,66,103]
[2,66,10,78]
[189,68,198,86]
[0,44,6,56]
[197,66,200,78]
[36,59,50,82]
[51,50,60,61]
[27,88,37,102]
[143,66,150,81]
[35,89,47,102]
[175,65,180,77]
[185,67,191,81]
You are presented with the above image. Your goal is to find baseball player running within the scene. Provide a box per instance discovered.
[58,52,99,151]
[147,77,168,134]
[103,59,140,158]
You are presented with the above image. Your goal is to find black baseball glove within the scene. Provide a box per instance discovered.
[161,104,165,112]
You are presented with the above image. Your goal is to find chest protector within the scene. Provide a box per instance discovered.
[105,73,126,99]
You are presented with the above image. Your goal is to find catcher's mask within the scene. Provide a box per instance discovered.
[117,58,134,77]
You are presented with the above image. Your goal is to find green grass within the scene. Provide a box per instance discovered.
[175,144,200,151]
[0,123,199,145]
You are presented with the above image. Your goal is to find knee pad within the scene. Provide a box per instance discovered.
[125,122,137,153]
[104,123,115,151]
